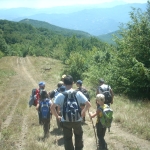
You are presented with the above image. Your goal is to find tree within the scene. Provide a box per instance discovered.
[113,7,150,98]
[146,0,150,21]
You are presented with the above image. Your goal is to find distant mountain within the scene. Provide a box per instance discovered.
[97,30,121,44]
[19,19,91,38]
[22,3,146,36]
[0,1,127,19]
[0,3,147,36]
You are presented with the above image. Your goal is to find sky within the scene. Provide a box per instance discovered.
[0,0,148,9]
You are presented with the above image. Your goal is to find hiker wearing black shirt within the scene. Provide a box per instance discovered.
[76,80,90,122]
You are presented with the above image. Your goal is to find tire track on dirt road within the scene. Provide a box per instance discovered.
[1,58,23,130]
[0,90,15,115]
[105,122,150,150]
[16,57,38,150]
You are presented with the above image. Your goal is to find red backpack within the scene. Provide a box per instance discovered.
[29,89,40,107]
[34,89,40,106]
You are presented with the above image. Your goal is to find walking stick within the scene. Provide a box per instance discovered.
[88,109,99,150]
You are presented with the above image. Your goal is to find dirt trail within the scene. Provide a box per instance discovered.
[105,122,150,150]
[1,57,23,129]
[0,56,150,150]
[15,57,37,150]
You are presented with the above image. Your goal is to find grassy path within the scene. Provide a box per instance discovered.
[0,56,150,150]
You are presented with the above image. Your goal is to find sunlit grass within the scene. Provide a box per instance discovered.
[112,95,150,140]
[0,56,149,150]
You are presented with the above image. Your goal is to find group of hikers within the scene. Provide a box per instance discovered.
[29,74,114,150]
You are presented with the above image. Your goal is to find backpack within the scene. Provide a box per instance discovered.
[77,88,90,101]
[29,89,40,107]
[40,99,50,119]
[99,85,112,104]
[49,89,59,99]
[99,105,113,132]
[62,91,81,122]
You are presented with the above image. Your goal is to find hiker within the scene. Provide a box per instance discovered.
[49,81,65,128]
[89,94,108,150]
[76,80,90,122]
[51,75,91,150]
[29,81,46,107]
[96,78,114,106]
[38,82,46,124]
[61,74,66,82]
[49,81,64,100]
[29,81,46,124]
[36,90,52,138]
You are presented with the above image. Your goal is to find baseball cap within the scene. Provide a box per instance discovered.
[76,80,82,85]
[39,81,45,86]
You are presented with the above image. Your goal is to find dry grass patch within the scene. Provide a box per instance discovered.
[112,95,150,141]
[1,56,150,150]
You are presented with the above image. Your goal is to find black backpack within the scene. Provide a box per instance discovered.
[77,88,90,101]
[99,85,112,104]
[62,91,81,122]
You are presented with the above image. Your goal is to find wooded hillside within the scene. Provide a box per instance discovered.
[0,2,150,99]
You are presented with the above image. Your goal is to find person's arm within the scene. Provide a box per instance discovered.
[49,100,53,110]
[81,101,91,118]
[51,103,61,120]
[110,89,114,104]
[50,93,63,120]
[96,87,99,95]
[89,109,100,118]
[36,103,39,111]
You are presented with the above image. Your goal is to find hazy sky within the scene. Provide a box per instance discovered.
[0,0,148,8]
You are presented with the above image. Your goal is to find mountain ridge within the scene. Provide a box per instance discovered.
[0,3,147,36]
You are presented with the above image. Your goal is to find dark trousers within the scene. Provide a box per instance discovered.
[62,122,83,150]
[96,122,107,150]
[38,111,43,124]
[41,118,50,136]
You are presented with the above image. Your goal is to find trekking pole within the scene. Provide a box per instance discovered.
[88,110,99,150]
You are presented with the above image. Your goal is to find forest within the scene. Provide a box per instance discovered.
[0,1,150,99]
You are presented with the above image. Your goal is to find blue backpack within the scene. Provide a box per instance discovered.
[40,99,50,119]
[62,91,81,122]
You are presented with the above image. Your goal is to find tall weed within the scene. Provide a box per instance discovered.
[112,95,150,140]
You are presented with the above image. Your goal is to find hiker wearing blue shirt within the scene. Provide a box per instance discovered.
[51,75,91,150]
